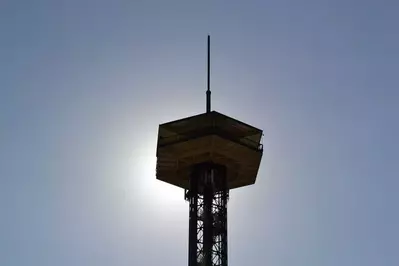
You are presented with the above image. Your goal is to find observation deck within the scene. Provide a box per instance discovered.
[156,111,263,190]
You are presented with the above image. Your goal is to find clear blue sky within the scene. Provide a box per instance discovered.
[1,1,398,265]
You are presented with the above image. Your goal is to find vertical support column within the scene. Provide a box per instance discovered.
[188,173,198,266]
[220,185,228,266]
[211,166,228,266]
[203,168,214,266]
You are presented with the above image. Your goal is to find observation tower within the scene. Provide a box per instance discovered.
[155,36,263,266]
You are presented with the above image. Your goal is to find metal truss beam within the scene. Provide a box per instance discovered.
[185,163,229,266]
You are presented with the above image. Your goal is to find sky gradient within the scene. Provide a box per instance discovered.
[1,1,398,265]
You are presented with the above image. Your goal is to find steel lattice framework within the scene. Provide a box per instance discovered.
[185,163,229,266]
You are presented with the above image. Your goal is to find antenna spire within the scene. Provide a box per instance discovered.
[206,35,211,113]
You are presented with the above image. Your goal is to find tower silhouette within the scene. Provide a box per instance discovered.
[156,36,263,266]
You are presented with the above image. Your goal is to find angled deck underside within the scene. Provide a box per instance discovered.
[156,111,263,190]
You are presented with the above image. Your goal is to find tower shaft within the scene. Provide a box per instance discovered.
[186,163,228,266]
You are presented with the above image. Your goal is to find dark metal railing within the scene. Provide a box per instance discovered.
[159,126,263,152]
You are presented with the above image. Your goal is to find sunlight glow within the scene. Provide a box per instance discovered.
[128,149,183,212]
